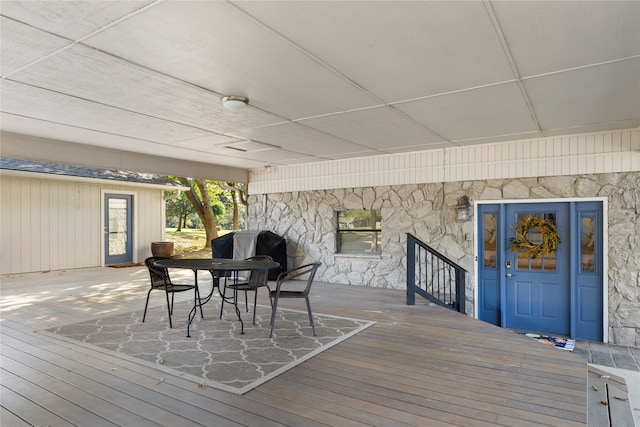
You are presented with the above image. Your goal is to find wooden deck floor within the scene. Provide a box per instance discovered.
[1,266,587,426]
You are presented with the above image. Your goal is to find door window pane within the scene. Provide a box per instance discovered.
[108,198,128,256]
[581,217,596,272]
[483,213,497,268]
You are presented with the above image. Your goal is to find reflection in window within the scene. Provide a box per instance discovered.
[581,216,595,272]
[515,212,557,272]
[483,213,497,268]
[337,210,381,254]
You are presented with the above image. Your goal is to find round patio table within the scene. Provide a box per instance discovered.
[154,258,280,337]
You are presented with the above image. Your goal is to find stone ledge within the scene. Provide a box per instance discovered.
[333,253,382,260]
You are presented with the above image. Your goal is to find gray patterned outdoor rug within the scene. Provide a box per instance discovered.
[40,299,375,394]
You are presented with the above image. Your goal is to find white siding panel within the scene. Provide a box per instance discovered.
[136,190,149,263]
[248,129,639,194]
[61,185,71,269]
[0,175,166,274]
[603,133,613,153]
[621,151,632,171]
[632,132,640,151]
[0,178,7,272]
[77,186,88,269]
[48,181,59,271]
[144,189,164,262]
[62,183,75,269]
[2,177,17,273]
[66,185,77,269]
[569,157,577,175]
[18,179,29,272]
[76,185,90,268]
[587,134,597,153]
[89,186,101,264]
[39,180,50,270]
[29,179,41,271]
[56,181,69,270]
[612,132,622,152]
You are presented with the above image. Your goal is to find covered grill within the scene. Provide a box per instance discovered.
[211,230,287,280]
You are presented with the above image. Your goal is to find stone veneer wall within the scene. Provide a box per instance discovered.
[248,172,639,346]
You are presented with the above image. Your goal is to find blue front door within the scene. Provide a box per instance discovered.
[478,201,603,340]
[504,203,570,335]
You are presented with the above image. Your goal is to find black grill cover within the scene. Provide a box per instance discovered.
[211,231,287,280]
[210,233,234,259]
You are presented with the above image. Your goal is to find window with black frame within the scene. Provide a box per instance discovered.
[336,210,381,254]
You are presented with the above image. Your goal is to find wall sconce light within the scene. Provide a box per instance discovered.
[456,196,471,222]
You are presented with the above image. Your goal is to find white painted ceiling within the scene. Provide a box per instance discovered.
[2,1,639,176]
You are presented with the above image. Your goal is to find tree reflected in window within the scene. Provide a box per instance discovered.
[337,210,381,254]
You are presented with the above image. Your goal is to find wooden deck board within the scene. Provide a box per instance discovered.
[1,335,203,427]
[246,387,377,427]
[1,384,74,427]
[281,359,582,427]
[274,368,502,427]
[256,376,431,427]
[0,321,277,427]
[587,365,635,427]
[308,350,586,413]
[0,355,161,427]
[0,267,589,426]
[1,368,120,427]
[337,333,586,391]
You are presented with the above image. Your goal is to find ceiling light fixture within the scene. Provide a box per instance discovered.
[221,95,248,111]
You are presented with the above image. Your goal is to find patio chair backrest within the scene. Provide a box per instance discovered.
[144,256,171,289]
[277,262,321,295]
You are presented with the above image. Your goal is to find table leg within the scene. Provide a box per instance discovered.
[187,269,198,337]
[230,273,245,334]
[235,289,245,335]
[186,269,214,338]
[218,273,245,334]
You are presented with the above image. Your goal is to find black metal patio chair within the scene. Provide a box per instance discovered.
[219,255,273,324]
[143,256,202,328]
[269,262,321,338]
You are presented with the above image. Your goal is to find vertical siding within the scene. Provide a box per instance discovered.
[0,175,166,274]
[17,178,29,272]
[48,181,60,270]
[248,129,640,194]
[39,180,51,270]
[66,184,78,269]
[28,180,40,270]
[2,176,12,273]
[134,189,165,263]
[88,186,101,264]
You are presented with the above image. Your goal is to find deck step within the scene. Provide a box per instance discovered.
[587,365,634,427]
